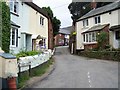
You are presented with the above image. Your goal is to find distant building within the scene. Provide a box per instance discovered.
[54,26,73,46]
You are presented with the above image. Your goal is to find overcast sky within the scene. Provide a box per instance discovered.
[33,0,72,28]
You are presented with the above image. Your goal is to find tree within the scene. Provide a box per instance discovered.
[1,2,11,52]
[68,2,91,22]
[52,16,61,36]
[42,7,53,20]
[42,7,61,36]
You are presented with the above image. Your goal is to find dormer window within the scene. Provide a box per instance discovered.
[94,16,101,24]
[83,19,88,27]
[10,0,19,14]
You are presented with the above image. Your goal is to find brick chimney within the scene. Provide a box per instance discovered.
[91,0,97,9]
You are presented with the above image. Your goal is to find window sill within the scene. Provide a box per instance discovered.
[81,26,89,30]
[83,42,97,45]
[94,23,101,25]
[10,12,19,17]
[40,24,45,28]
[10,45,17,48]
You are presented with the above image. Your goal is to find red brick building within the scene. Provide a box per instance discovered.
[54,26,73,46]
[54,34,65,46]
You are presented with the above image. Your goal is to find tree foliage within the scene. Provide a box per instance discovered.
[42,7,61,36]
[1,2,11,52]
[68,2,90,22]
[42,7,53,20]
[52,16,61,35]
[0,2,2,48]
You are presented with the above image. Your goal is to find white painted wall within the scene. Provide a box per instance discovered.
[10,0,49,54]
[76,8,120,49]
[76,21,85,50]
[18,50,52,72]
[29,6,49,49]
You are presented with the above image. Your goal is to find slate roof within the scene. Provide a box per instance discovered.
[110,24,120,31]
[82,24,109,33]
[59,26,73,35]
[77,1,120,21]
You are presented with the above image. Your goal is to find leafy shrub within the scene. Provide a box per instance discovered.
[96,32,108,50]
[15,51,41,59]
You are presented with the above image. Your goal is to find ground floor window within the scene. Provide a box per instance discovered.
[115,30,120,39]
[10,27,18,47]
[83,32,96,43]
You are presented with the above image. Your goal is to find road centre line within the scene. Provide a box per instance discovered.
[87,71,92,88]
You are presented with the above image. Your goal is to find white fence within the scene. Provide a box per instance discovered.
[18,49,53,72]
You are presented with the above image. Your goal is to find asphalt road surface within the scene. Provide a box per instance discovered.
[28,46,118,88]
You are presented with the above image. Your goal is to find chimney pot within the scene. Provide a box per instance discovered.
[91,2,97,9]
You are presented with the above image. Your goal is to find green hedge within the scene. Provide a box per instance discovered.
[1,2,11,52]
[78,51,120,61]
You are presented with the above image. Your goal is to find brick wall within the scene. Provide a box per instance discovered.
[48,18,54,50]
[84,43,98,50]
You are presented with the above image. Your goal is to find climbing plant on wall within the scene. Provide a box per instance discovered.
[1,2,11,53]
[96,32,108,50]
[0,1,2,48]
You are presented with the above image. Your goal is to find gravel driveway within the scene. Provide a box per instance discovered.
[27,46,118,88]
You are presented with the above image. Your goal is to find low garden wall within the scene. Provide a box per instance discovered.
[18,50,53,72]
[77,51,120,61]
[16,49,55,88]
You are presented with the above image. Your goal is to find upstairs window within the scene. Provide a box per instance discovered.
[40,16,44,26]
[10,0,19,14]
[94,16,101,24]
[83,19,88,27]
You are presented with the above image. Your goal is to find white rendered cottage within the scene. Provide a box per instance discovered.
[9,0,49,54]
[76,1,120,51]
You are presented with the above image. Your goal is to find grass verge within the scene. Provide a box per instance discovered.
[18,57,54,89]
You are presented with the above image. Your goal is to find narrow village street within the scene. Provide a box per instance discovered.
[28,46,118,88]
[1,1,120,90]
